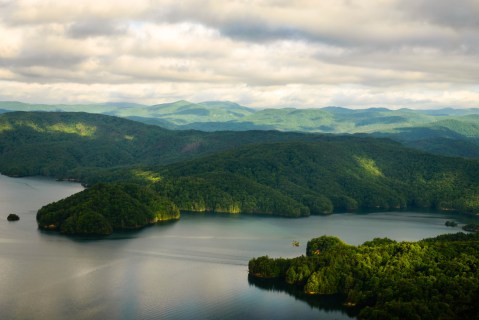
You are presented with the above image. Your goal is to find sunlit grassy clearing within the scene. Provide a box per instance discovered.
[354,156,383,177]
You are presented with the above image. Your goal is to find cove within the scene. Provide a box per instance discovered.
[0,175,468,320]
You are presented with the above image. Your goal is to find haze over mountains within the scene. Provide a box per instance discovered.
[1,100,479,159]
[2,100,479,132]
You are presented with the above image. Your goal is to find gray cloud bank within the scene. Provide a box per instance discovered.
[0,0,478,108]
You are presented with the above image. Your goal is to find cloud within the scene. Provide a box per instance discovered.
[0,0,477,108]
[397,0,479,29]
[1,0,149,25]
[220,20,309,42]
[67,20,129,38]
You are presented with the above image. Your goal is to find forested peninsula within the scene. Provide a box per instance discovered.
[37,183,179,235]
[249,233,479,319]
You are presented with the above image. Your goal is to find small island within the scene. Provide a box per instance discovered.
[462,223,479,233]
[7,213,19,221]
[445,220,457,227]
[249,233,479,319]
[36,183,180,235]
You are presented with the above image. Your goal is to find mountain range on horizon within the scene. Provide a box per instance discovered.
[2,99,479,160]
[2,99,479,114]
[2,100,479,131]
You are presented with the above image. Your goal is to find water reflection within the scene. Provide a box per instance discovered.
[248,275,359,318]
[38,219,181,242]
[1,175,475,320]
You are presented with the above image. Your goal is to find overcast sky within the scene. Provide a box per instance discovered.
[0,0,478,109]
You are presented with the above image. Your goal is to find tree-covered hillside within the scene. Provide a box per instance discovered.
[371,115,479,159]
[2,101,479,159]
[2,100,479,135]
[147,139,479,216]
[72,137,479,218]
[0,111,326,177]
[37,183,179,235]
[249,233,479,319]
[2,111,479,219]
[0,100,254,125]
[120,100,255,124]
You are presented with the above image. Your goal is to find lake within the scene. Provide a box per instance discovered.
[0,175,469,319]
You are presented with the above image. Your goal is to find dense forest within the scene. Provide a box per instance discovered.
[69,138,479,217]
[0,111,327,177]
[115,138,479,217]
[37,183,180,235]
[0,111,478,230]
[2,101,479,160]
[249,233,479,319]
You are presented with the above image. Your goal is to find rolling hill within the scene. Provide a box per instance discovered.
[2,100,479,134]
[1,111,478,221]
[146,139,479,216]
[0,111,330,177]
[2,100,479,160]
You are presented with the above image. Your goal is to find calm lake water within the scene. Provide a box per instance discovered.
[0,175,470,320]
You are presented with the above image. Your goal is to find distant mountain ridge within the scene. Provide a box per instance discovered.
[1,100,479,159]
[1,100,479,129]
[1,100,478,127]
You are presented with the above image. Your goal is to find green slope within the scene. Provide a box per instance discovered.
[146,139,479,216]
[3,100,478,135]
[0,111,330,177]
[161,105,479,160]
[249,233,479,319]
[37,183,179,235]
[372,115,479,159]
[233,107,434,133]
[2,111,479,219]
[117,100,255,124]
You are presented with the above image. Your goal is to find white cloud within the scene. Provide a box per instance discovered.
[0,0,477,108]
